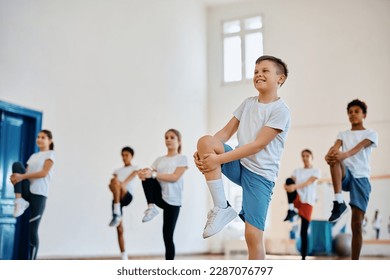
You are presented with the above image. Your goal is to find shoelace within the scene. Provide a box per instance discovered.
[204,207,220,228]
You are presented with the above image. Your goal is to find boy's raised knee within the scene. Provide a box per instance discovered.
[197,135,214,146]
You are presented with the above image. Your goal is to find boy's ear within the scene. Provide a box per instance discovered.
[278,74,287,85]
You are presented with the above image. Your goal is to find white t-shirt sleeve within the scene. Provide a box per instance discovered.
[176,155,188,167]
[366,130,378,148]
[266,105,290,132]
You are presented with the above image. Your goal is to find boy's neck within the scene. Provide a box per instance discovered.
[351,123,365,130]
[257,91,279,104]
[124,163,131,167]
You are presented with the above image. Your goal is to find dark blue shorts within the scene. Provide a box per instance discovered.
[342,168,371,212]
[221,144,274,231]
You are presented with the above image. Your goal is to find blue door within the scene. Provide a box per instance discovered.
[0,101,42,260]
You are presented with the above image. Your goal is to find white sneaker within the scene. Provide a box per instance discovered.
[142,206,159,223]
[109,214,122,227]
[121,252,128,260]
[13,198,30,218]
[203,205,237,239]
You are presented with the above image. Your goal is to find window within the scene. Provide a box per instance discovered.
[222,16,263,83]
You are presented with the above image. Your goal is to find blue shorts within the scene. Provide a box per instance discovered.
[342,168,371,212]
[221,144,274,231]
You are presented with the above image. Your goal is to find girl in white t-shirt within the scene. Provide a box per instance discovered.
[283,149,320,260]
[138,129,188,260]
[10,129,55,260]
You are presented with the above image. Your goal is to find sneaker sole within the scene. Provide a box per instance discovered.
[203,210,237,239]
[329,207,348,223]
[142,213,158,223]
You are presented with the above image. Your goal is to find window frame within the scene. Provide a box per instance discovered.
[221,14,264,86]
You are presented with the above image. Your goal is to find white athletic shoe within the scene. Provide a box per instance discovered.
[109,214,122,227]
[203,205,237,239]
[13,198,30,218]
[121,252,128,260]
[142,206,159,223]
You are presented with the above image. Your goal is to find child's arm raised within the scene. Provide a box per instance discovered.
[200,125,280,173]
[330,138,374,163]
[214,117,240,143]
[121,170,139,186]
[284,176,318,192]
[10,159,54,184]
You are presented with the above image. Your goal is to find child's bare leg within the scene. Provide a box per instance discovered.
[196,135,225,180]
[109,178,123,227]
[197,135,227,207]
[329,161,344,194]
[351,207,364,260]
[328,161,348,222]
[109,178,121,203]
[245,222,265,260]
[197,135,237,239]
[116,222,125,252]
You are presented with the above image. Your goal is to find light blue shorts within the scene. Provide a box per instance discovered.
[342,168,371,212]
[221,144,274,231]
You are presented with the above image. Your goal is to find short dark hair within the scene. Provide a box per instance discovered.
[255,55,289,78]
[347,99,367,114]
[121,146,134,156]
[301,149,313,156]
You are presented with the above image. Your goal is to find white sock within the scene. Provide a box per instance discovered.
[288,203,294,210]
[113,203,121,215]
[207,179,228,208]
[335,193,343,203]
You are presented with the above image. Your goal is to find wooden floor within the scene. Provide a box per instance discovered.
[42,253,390,260]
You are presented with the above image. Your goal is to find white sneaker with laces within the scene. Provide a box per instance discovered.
[203,205,237,239]
[142,206,159,223]
[13,198,30,218]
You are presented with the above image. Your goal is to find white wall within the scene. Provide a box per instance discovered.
[207,0,390,253]
[1,0,389,258]
[0,0,210,258]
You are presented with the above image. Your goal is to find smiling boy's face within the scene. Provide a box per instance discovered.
[253,60,286,93]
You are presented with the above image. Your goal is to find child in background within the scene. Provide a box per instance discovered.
[10,129,55,260]
[108,146,138,260]
[138,129,188,260]
[283,149,320,260]
[325,99,378,259]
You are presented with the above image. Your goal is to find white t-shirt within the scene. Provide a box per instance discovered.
[113,165,138,195]
[152,154,188,206]
[373,215,382,230]
[233,96,291,182]
[27,150,55,197]
[292,167,321,206]
[337,129,378,178]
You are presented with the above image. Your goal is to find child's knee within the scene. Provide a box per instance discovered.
[197,135,213,148]
[12,162,24,173]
